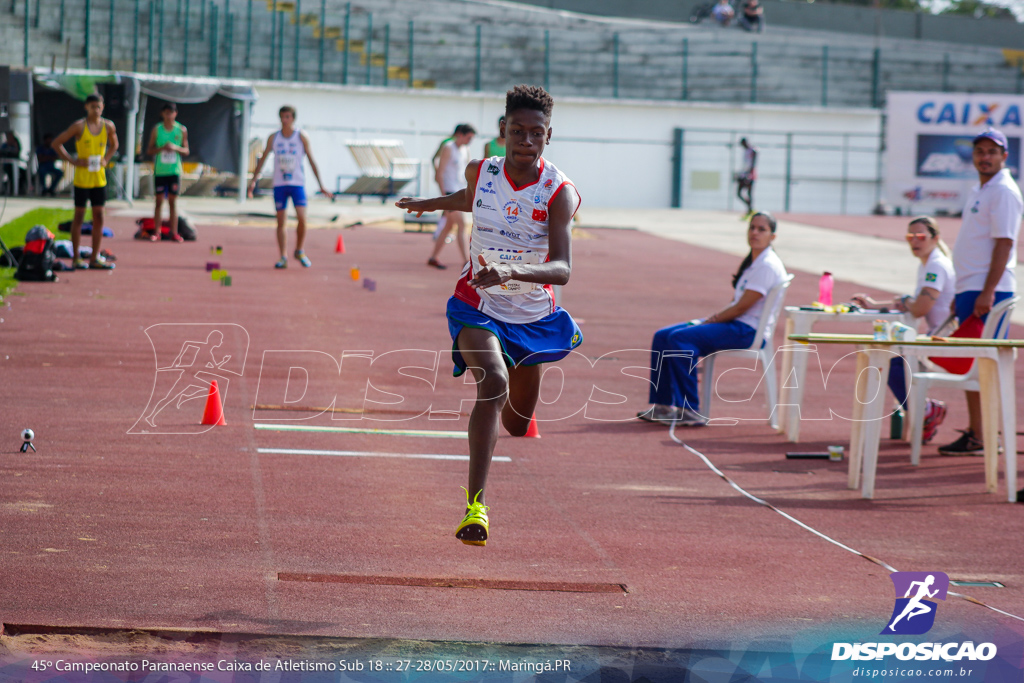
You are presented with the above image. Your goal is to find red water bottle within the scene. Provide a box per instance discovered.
[818,271,834,306]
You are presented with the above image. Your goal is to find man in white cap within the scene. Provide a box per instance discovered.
[938,127,1022,455]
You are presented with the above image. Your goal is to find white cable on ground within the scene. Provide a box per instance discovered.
[668,422,1024,624]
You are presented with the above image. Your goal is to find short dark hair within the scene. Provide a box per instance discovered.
[497,115,506,126]
[454,123,476,136]
[85,93,103,104]
[505,84,553,119]
[161,102,177,112]
[279,105,296,117]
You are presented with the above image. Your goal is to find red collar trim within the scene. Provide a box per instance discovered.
[503,158,545,191]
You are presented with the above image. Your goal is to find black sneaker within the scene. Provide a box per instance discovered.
[937,429,984,456]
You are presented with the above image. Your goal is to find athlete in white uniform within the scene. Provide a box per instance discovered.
[247,105,333,269]
[397,85,581,547]
[427,124,475,269]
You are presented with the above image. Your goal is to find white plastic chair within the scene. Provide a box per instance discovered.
[699,273,795,429]
[907,295,1018,465]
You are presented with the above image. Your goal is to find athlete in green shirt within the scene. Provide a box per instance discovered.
[147,102,190,241]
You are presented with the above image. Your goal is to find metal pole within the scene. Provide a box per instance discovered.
[183,0,189,74]
[270,4,277,78]
[158,0,165,73]
[475,24,483,92]
[226,11,233,77]
[784,132,793,213]
[681,37,688,101]
[383,22,389,86]
[199,0,205,39]
[544,29,550,91]
[23,0,28,67]
[342,2,351,84]
[84,0,91,69]
[821,44,828,107]
[407,19,413,88]
[147,0,155,73]
[671,128,684,209]
[750,41,757,104]
[841,133,850,214]
[276,4,283,80]
[32,0,38,27]
[245,0,252,68]
[942,52,950,92]
[365,12,372,86]
[294,0,301,81]
[133,0,139,70]
[237,100,250,205]
[209,3,218,76]
[612,33,619,98]
[871,47,881,108]
[108,0,115,70]
[59,0,65,43]
[318,0,325,81]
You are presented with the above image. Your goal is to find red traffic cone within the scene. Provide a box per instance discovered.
[524,413,541,438]
[335,234,345,253]
[200,380,227,426]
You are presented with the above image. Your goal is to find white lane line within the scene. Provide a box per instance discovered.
[254,423,468,438]
[257,447,511,463]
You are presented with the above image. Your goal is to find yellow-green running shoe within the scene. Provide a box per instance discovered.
[455,487,489,546]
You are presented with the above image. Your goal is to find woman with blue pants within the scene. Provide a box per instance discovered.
[639,212,788,425]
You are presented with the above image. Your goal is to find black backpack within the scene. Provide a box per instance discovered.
[15,225,57,282]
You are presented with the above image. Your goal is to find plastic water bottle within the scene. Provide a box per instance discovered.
[818,271,834,306]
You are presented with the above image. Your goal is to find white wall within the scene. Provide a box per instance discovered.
[249,81,882,212]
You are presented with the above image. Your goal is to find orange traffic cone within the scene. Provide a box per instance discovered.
[524,413,541,438]
[335,235,345,253]
[200,380,227,426]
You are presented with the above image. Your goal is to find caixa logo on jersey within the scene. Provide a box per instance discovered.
[917,101,1023,127]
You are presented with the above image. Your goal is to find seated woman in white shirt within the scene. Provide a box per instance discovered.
[639,212,788,425]
[852,216,955,444]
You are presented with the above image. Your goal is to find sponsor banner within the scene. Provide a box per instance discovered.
[885,91,1024,213]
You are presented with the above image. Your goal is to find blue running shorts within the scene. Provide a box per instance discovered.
[273,185,307,211]
[446,296,583,377]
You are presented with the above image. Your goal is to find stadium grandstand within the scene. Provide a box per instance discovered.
[3,0,1024,107]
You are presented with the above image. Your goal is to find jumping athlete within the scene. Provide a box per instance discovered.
[247,105,333,269]
[397,85,582,546]
[147,102,189,242]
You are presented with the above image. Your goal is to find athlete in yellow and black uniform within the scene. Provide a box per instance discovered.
[52,93,119,269]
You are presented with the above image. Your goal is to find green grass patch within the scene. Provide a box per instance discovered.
[0,207,90,301]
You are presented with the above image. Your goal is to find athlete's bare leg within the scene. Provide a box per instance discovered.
[89,206,105,263]
[295,205,308,253]
[456,327,511,505]
[168,194,179,239]
[429,210,465,264]
[275,209,288,259]
[503,363,541,437]
[71,206,87,262]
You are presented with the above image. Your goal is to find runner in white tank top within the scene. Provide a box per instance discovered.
[247,106,333,269]
[397,86,581,548]
[427,124,475,269]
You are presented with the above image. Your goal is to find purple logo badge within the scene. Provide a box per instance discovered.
[882,572,949,635]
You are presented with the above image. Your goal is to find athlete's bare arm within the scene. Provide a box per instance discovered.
[247,132,277,197]
[396,159,479,215]
[299,131,334,200]
[52,120,87,167]
[177,126,190,156]
[103,119,119,164]
[705,289,763,324]
[469,177,574,290]
[146,126,160,157]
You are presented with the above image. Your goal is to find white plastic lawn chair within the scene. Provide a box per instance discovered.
[699,273,795,428]
[907,295,1018,465]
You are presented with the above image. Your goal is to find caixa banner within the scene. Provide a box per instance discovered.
[885,91,1024,214]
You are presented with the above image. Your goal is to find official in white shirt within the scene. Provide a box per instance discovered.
[640,211,788,426]
[852,216,956,444]
[939,128,1021,456]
